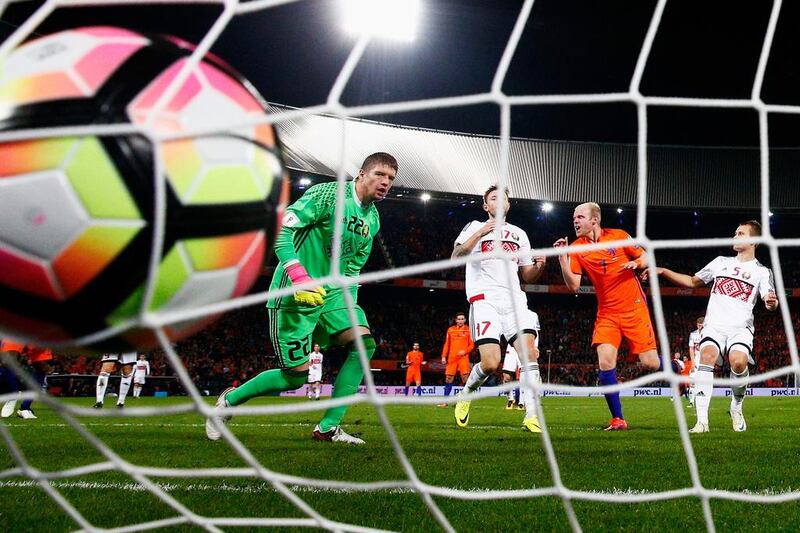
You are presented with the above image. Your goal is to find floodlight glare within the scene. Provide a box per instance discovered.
[341,0,421,42]
[420,192,432,202]
[299,177,312,186]
[542,202,554,213]
[616,207,623,214]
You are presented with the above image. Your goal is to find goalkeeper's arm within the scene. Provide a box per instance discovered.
[274,226,326,306]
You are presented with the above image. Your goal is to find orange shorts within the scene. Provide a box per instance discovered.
[26,346,53,363]
[445,355,471,377]
[592,307,656,354]
[0,340,25,353]
[405,367,422,385]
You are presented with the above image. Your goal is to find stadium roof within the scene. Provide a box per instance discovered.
[271,105,800,210]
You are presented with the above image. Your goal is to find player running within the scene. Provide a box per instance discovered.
[404,342,426,396]
[554,202,666,431]
[452,185,547,433]
[206,152,397,444]
[307,344,324,401]
[439,313,473,407]
[655,220,777,433]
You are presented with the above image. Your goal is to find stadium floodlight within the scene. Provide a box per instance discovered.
[541,202,553,213]
[420,192,431,202]
[617,207,623,214]
[769,211,774,217]
[298,177,312,186]
[340,0,421,42]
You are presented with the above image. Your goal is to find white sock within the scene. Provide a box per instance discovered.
[464,363,489,392]
[315,388,320,399]
[133,384,141,398]
[730,368,749,409]
[694,365,714,425]
[507,386,515,401]
[96,373,109,403]
[118,375,132,405]
[521,363,541,419]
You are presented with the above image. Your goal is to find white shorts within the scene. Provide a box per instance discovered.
[470,297,540,347]
[308,370,322,383]
[699,324,755,365]
[133,374,146,385]
[101,352,137,365]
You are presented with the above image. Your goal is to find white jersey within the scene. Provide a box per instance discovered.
[133,360,150,378]
[455,220,533,303]
[688,329,702,357]
[308,351,324,377]
[695,256,774,329]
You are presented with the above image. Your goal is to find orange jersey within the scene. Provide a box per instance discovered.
[681,360,693,376]
[570,228,647,314]
[405,350,424,370]
[441,325,473,359]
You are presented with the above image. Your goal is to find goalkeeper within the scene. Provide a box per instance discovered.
[206,152,398,444]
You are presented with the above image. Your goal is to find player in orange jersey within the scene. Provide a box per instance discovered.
[404,343,426,396]
[439,312,474,406]
[555,202,665,431]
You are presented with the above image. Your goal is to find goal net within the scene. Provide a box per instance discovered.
[1,0,799,532]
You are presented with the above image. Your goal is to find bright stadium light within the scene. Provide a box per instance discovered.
[340,0,421,42]
[420,192,431,202]
[617,207,623,214]
[769,211,774,217]
[299,177,312,186]
[542,202,553,213]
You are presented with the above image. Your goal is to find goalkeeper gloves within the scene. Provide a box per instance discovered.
[285,261,326,307]
[294,286,327,307]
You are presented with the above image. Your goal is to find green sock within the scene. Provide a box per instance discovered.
[318,335,376,432]
[226,369,307,406]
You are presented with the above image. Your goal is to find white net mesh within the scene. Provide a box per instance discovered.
[1,0,800,531]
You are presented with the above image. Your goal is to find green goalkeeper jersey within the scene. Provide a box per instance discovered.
[267,180,380,309]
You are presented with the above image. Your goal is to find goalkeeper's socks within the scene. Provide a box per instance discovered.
[444,383,453,397]
[226,369,307,406]
[730,367,749,407]
[415,386,422,396]
[694,364,714,425]
[404,386,409,396]
[464,363,489,392]
[598,369,624,419]
[96,372,110,403]
[318,335,376,432]
[514,387,520,404]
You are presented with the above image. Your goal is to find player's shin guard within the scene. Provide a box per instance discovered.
[318,335,376,432]
[96,372,110,403]
[598,369,624,420]
[226,368,308,406]
[694,365,714,425]
[520,363,540,419]
[730,368,749,408]
[118,374,132,404]
[464,363,489,393]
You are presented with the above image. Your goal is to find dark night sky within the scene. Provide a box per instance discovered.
[3,0,800,146]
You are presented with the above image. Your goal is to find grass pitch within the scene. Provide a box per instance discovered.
[1,395,799,532]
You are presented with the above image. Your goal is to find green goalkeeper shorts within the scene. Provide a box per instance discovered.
[267,288,369,368]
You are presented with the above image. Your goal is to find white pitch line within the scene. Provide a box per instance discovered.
[0,480,796,499]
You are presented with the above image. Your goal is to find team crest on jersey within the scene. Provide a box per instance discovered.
[741,271,751,280]
[712,277,754,302]
[607,248,616,255]
[361,223,370,237]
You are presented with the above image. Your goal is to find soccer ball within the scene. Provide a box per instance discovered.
[0,26,289,351]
